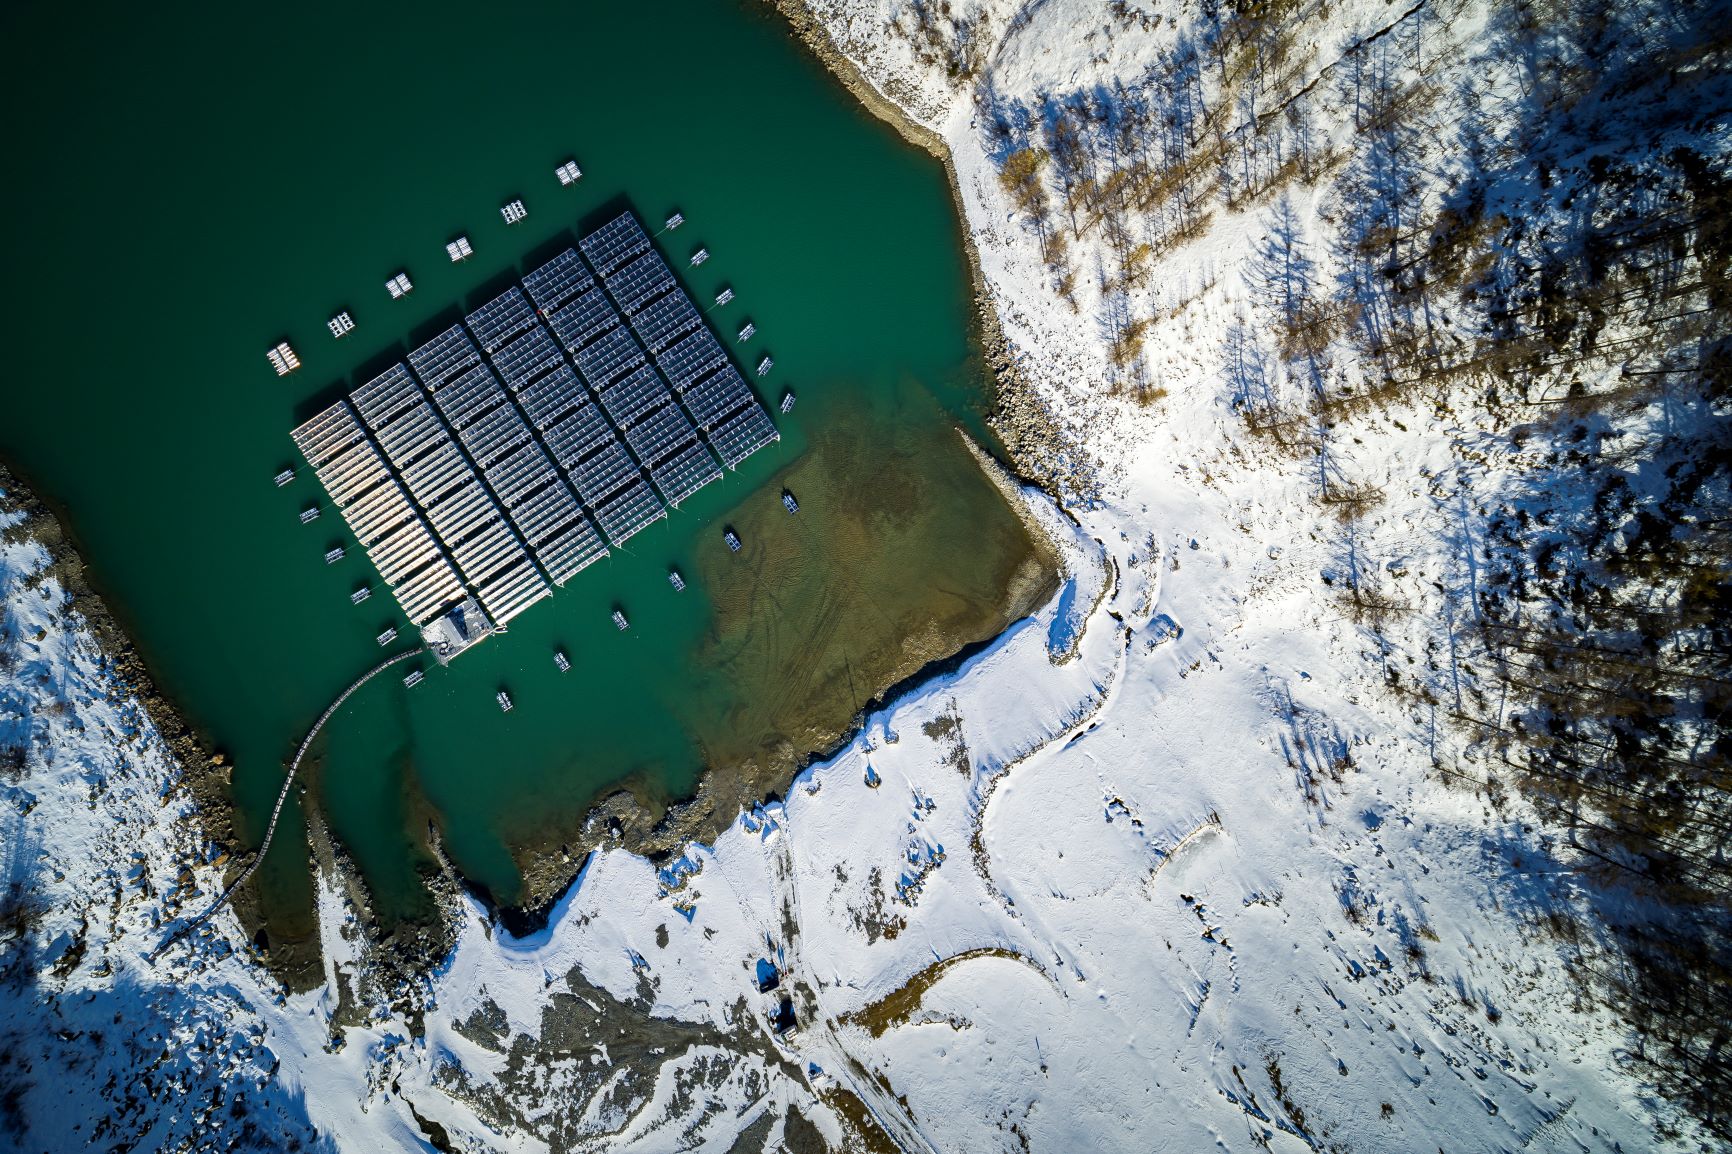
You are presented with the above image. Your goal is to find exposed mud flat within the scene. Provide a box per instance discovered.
[499,388,1059,920]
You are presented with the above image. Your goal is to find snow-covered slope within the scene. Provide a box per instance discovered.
[5,0,1726,1148]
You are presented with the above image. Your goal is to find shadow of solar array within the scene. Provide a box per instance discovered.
[288,208,782,652]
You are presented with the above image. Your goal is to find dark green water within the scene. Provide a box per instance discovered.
[1,1,1042,937]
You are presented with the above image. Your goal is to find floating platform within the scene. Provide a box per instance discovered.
[421,596,495,664]
[757,355,773,377]
[780,390,795,413]
[665,212,684,230]
[328,311,356,339]
[612,608,629,631]
[497,689,513,712]
[714,287,733,307]
[351,586,372,605]
[267,342,301,376]
[782,490,799,515]
[275,468,296,487]
[724,528,741,552]
[554,649,571,672]
[556,160,582,186]
[689,247,709,267]
[668,568,685,591]
[325,545,346,564]
[386,272,413,299]
[291,207,783,663]
[299,505,320,524]
[446,236,474,262]
[501,199,528,225]
[738,322,755,342]
[403,669,424,688]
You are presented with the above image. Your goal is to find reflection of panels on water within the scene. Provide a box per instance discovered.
[407,324,483,389]
[573,326,647,389]
[656,327,729,392]
[597,365,672,430]
[521,249,597,314]
[457,400,533,471]
[429,363,510,431]
[474,555,549,625]
[578,212,651,277]
[491,324,566,389]
[290,400,367,470]
[567,440,642,507]
[649,439,723,507]
[351,364,423,430]
[544,286,619,354]
[514,364,588,431]
[591,477,666,544]
[633,288,703,353]
[608,249,678,317]
[465,287,539,354]
[543,400,617,466]
[708,402,782,469]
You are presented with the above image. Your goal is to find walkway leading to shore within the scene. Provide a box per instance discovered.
[148,646,426,962]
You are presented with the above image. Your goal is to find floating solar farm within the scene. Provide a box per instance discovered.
[291,210,781,663]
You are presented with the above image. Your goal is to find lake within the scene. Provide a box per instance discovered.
[0,0,1051,958]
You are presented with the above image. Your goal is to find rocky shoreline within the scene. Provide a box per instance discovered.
[0,461,237,879]
[768,0,1094,505]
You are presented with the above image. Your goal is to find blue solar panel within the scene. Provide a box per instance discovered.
[408,324,482,388]
[522,249,597,313]
[544,286,621,353]
[579,212,651,276]
[465,287,539,354]
[609,250,678,316]
[492,325,565,388]
[621,400,699,468]
[633,290,703,353]
[648,439,722,508]
[707,403,781,468]
[543,401,617,468]
[432,364,509,431]
[656,327,730,391]
[591,477,665,544]
[567,440,642,506]
[678,364,755,431]
[573,327,647,388]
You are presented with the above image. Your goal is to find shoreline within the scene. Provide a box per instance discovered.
[0,458,236,875]
[3,7,1080,975]
[767,0,1091,503]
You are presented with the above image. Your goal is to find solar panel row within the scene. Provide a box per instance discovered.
[291,209,784,646]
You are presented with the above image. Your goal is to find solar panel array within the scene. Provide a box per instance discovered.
[582,214,780,470]
[290,208,781,650]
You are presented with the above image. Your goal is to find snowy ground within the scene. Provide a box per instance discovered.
[3,0,1722,1148]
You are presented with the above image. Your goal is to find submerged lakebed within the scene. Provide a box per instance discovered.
[0,0,1054,962]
